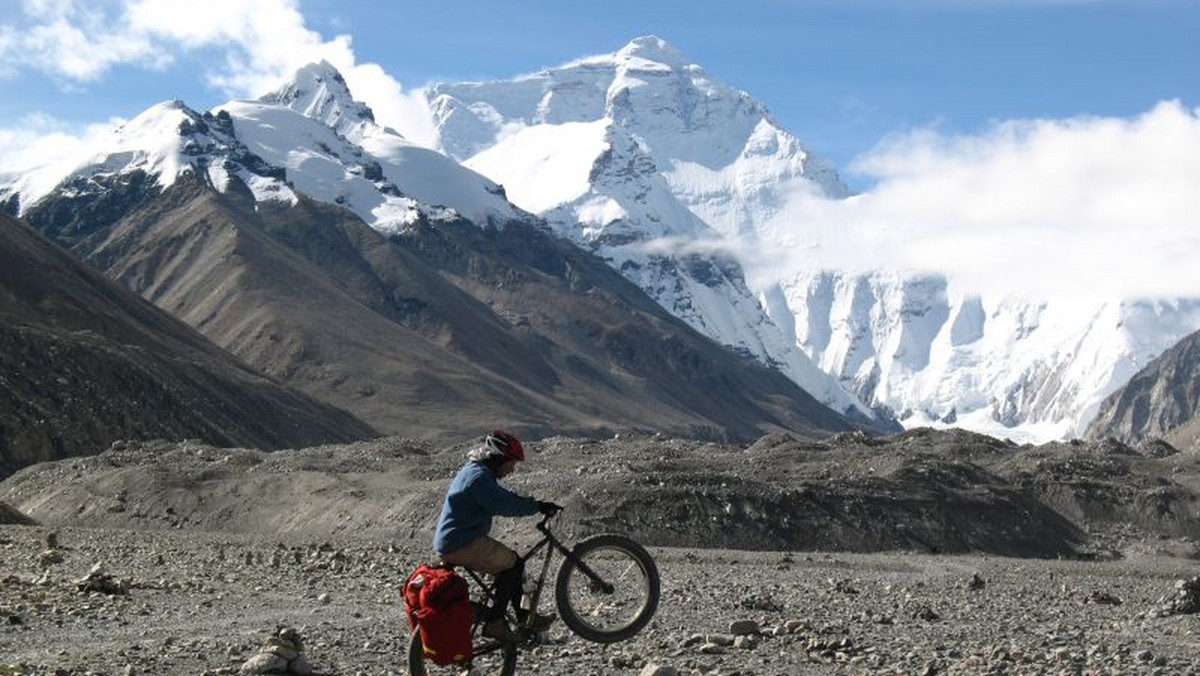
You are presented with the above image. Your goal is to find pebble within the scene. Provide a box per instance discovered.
[728,619,758,636]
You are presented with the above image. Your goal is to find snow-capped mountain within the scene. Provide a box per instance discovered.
[419,35,1200,441]
[238,61,526,231]
[784,271,1200,440]
[0,61,524,235]
[2,59,884,443]
[0,52,877,427]
[425,37,879,423]
[0,99,294,219]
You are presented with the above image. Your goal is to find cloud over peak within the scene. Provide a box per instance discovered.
[758,100,1200,300]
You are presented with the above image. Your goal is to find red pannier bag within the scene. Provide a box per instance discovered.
[403,563,473,666]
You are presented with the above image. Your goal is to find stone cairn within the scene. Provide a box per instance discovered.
[1161,576,1200,616]
[239,627,312,675]
[73,563,129,595]
[38,531,65,567]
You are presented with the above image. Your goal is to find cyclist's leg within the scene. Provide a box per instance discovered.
[492,560,525,619]
[441,536,520,621]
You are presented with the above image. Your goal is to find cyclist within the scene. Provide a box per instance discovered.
[434,430,561,640]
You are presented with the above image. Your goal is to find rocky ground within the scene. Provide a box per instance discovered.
[2,525,1200,675]
[3,429,1200,674]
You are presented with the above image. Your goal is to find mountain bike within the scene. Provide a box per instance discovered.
[407,513,661,675]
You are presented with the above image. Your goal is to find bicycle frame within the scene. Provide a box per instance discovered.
[521,515,616,612]
[461,515,615,637]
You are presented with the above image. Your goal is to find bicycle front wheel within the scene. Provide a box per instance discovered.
[406,629,517,676]
[555,534,660,643]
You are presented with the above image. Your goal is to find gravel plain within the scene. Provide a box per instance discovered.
[3,524,1200,675]
[3,430,1200,675]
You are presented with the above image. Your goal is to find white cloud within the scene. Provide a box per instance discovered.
[0,0,437,147]
[760,100,1200,300]
[0,112,124,174]
[125,0,439,144]
[3,0,164,81]
[124,0,350,96]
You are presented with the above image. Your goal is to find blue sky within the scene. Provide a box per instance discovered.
[304,0,1199,180]
[1,0,1196,186]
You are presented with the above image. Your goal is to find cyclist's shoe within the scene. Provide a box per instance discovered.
[518,609,556,631]
[481,618,513,641]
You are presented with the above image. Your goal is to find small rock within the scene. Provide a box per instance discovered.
[729,619,759,636]
[706,633,735,647]
[74,567,128,595]
[609,655,635,669]
[1086,590,1122,605]
[1165,576,1200,615]
[38,549,65,566]
[733,634,759,649]
[639,664,678,676]
[239,652,287,674]
[911,605,940,622]
[289,654,313,675]
[263,637,298,661]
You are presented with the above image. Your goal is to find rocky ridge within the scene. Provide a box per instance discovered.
[4,429,1200,557]
[1087,328,1200,450]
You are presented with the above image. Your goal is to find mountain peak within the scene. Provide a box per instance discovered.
[260,61,376,136]
[615,36,691,69]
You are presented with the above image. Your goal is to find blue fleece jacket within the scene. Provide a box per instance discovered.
[433,460,539,556]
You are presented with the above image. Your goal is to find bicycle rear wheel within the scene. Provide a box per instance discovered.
[407,629,517,676]
[555,534,660,643]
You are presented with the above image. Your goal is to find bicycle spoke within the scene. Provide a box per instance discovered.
[563,546,651,633]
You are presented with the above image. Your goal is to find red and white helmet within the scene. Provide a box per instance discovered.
[484,430,525,462]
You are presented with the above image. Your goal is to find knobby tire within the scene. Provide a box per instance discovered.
[554,533,660,643]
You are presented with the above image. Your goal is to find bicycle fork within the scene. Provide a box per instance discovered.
[525,528,617,619]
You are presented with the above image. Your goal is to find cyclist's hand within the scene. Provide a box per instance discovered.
[537,501,563,516]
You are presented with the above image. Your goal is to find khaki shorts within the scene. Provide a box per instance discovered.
[440,536,517,574]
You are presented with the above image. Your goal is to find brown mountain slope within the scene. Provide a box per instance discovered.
[28,174,874,442]
[0,212,376,476]
[1086,329,1200,449]
[1166,416,1200,452]
[392,212,869,439]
